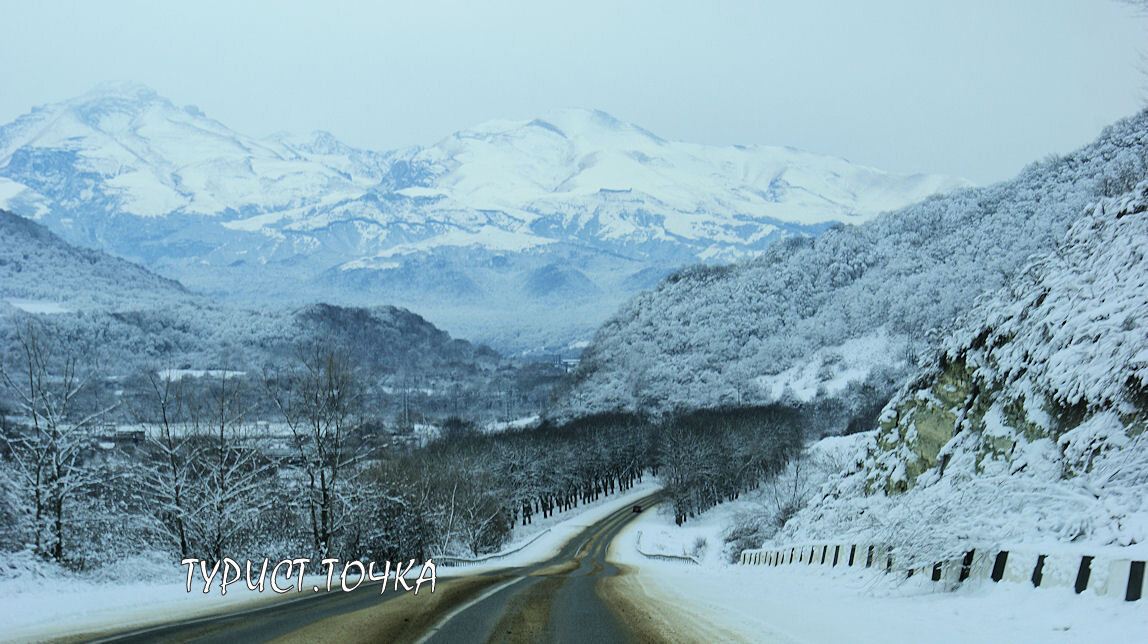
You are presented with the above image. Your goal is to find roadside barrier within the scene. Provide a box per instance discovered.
[739,542,1145,601]
[435,528,552,567]
[635,530,700,564]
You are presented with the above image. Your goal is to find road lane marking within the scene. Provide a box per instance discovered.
[411,576,530,644]
[413,495,659,643]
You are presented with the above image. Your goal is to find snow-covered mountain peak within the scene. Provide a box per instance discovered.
[0,85,973,351]
[41,82,216,138]
[0,84,391,218]
[57,81,170,122]
[411,106,970,225]
[2,82,242,159]
[545,107,666,144]
[438,108,665,160]
[269,129,363,157]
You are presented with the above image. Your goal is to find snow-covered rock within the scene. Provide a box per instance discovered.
[780,183,1148,564]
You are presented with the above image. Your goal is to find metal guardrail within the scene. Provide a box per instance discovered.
[739,542,1146,601]
[635,530,699,565]
[433,528,553,568]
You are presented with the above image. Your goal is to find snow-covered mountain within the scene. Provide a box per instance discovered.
[0,82,968,351]
[0,208,537,421]
[0,208,190,314]
[554,110,1147,420]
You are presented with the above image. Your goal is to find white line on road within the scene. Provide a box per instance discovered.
[412,576,530,644]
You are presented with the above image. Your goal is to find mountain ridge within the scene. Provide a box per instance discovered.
[555,109,1148,425]
[0,83,970,351]
[0,207,190,312]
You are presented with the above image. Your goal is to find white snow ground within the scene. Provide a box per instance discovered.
[609,499,1148,643]
[4,298,74,314]
[0,553,339,644]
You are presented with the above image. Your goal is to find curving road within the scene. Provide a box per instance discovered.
[61,491,668,644]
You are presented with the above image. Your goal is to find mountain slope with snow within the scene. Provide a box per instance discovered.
[0,211,549,424]
[0,83,967,351]
[778,182,1148,564]
[0,208,190,313]
[556,109,1147,422]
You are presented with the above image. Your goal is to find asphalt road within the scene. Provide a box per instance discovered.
[60,490,667,644]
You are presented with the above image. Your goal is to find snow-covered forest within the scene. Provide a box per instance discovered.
[560,110,1148,429]
[0,318,800,570]
[734,180,1148,568]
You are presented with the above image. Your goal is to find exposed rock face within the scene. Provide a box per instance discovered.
[868,182,1148,496]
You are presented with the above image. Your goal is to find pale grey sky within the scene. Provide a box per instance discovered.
[0,0,1144,183]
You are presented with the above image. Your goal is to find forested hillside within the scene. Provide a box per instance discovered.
[0,213,560,425]
[775,181,1148,563]
[559,110,1148,432]
[0,209,190,311]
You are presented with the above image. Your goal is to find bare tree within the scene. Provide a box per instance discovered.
[198,369,270,562]
[134,369,200,558]
[455,481,508,557]
[269,346,363,559]
[0,321,113,563]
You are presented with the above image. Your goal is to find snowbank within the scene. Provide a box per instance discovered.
[610,496,1148,642]
[0,552,330,643]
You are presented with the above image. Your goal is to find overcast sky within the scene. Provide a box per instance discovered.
[0,0,1144,183]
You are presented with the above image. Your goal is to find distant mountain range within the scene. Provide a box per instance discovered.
[0,82,969,352]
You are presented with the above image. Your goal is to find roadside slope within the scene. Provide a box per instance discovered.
[780,182,1148,565]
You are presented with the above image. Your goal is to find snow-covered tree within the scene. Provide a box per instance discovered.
[0,321,114,563]
[196,369,273,562]
[268,346,364,559]
[133,370,201,559]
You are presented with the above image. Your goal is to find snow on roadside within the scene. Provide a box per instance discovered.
[609,499,1148,643]
[439,479,662,574]
[0,481,660,642]
[0,552,334,644]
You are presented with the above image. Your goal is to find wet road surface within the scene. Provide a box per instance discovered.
[62,491,667,644]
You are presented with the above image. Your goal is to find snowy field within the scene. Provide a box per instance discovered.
[4,298,73,314]
[610,499,1148,643]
